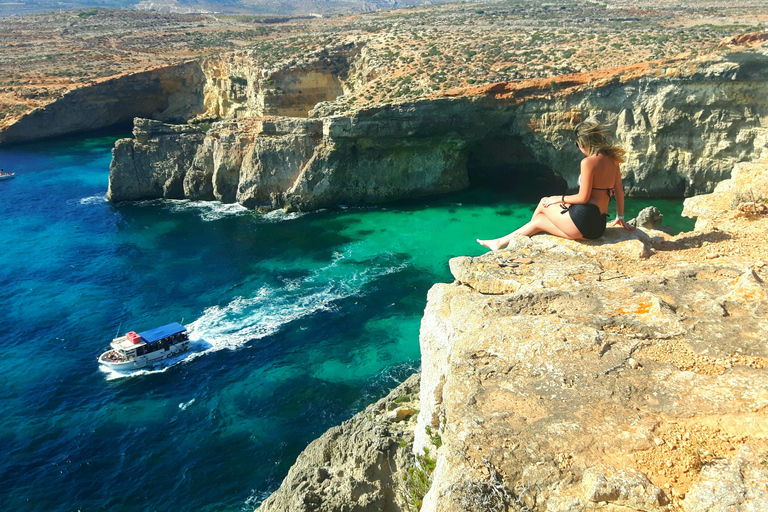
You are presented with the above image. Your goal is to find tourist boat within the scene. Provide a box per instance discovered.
[0,172,14,181]
[98,322,190,371]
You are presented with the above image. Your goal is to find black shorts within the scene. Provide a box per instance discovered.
[567,203,608,239]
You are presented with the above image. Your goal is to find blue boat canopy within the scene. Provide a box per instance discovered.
[137,322,186,343]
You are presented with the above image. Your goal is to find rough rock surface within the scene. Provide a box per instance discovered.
[254,155,768,512]
[201,43,362,120]
[107,118,208,201]
[109,47,768,209]
[629,206,663,230]
[255,373,420,512]
[414,160,768,511]
[0,61,206,144]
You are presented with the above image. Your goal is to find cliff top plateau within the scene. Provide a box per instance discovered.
[3,0,768,138]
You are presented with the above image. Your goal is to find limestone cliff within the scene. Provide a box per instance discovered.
[200,43,363,120]
[0,61,206,145]
[109,47,768,209]
[255,152,768,512]
[412,155,768,511]
[255,373,421,512]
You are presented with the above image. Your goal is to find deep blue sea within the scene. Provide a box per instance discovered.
[0,130,695,512]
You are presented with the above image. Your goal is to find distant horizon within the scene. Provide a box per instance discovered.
[0,0,484,18]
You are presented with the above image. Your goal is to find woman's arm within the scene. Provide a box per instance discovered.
[610,169,635,230]
[543,158,594,207]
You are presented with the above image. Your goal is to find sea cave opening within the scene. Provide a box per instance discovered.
[466,136,567,201]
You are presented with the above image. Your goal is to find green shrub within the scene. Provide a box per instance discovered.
[400,449,436,511]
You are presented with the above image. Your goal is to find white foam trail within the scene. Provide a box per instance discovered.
[101,246,407,380]
[79,194,108,205]
[182,248,406,359]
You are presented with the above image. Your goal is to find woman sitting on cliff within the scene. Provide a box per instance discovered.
[477,122,635,250]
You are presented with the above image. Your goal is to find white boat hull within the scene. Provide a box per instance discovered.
[99,341,190,371]
[0,174,14,181]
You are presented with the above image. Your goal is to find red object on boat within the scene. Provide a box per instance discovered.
[126,331,143,344]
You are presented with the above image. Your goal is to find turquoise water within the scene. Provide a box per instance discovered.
[0,131,694,512]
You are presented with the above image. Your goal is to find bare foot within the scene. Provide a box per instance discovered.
[476,238,505,251]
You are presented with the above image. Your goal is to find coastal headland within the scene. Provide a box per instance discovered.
[2,1,768,511]
[254,153,768,512]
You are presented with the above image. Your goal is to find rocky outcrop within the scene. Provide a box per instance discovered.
[201,43,362,120]
[255,373,421,512]
[108,108,474,208]
[414,160,768,511]
[109,47,768,210]
[107,119,208,201]
[255,156,768,512]
[0,61,206,144]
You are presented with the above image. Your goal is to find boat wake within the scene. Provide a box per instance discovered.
[101,246,407,380]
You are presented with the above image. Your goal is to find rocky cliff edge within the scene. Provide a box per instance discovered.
[257,154,768,512]
[110,47,768,210]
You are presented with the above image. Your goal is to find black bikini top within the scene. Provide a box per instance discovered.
[578,175,614,198]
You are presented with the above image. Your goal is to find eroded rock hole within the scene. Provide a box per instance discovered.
[467,137,566,200]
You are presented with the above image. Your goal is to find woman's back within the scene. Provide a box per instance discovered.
[582,153,619,214]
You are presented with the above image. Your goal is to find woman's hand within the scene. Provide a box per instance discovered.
[542,196,563,208]
[611,217,636,231]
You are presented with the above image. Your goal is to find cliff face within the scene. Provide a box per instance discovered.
[255,373,421,512]
[109,48,768,209]
[0,61,207,144]
[412,154,768,511]
[200,43,362,120]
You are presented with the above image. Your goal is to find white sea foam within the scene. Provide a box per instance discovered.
[164,199,250,221]
[179,398,196,411]
[258,208,309,223]
[243,489,274,511]
[79,194,108,205]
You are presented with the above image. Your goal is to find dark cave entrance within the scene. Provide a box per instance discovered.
[466,136,567,201]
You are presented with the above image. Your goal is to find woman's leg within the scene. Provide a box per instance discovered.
[530,205,583,239]
[477,199,583,250]
[477,198,549,250]
[513,211,574,239]
[477,209,582,249]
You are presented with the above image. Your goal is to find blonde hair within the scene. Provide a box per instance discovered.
[574,121,626,164]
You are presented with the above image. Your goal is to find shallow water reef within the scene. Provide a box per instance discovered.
[106,46,768,210]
